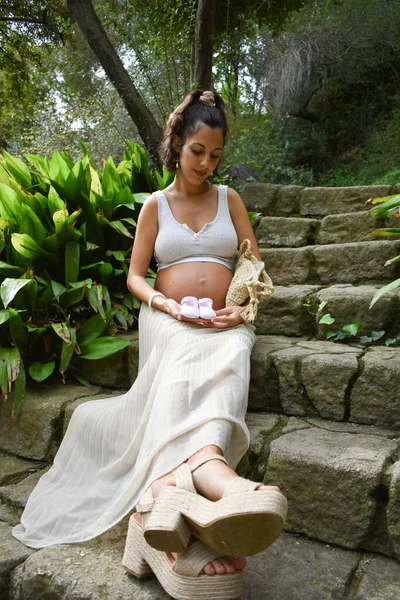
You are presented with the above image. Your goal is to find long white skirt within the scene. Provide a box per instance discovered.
[12,303,256,548]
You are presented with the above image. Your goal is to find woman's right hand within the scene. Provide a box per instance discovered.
[159,297,209,325]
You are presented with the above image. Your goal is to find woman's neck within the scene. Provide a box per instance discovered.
[172,174,212,198]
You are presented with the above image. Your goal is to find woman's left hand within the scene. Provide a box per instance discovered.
[202,306,245,329]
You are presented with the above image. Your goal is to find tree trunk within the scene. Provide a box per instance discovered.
[194,0,216,90]
[66,0,163,169]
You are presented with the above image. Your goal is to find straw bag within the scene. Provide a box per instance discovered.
[225,239,274,323]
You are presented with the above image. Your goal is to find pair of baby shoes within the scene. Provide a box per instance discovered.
[180,297,216,319]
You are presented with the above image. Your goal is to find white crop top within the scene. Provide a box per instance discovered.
[154,185,238,271]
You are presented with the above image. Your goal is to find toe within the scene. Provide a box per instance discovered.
[231,556,247,570]
[203,561,216,575]
[219,557,236,573]
[212,558,226,574]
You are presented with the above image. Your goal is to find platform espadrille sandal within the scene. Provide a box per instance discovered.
[122,515,243,600]
[142,453,288,557]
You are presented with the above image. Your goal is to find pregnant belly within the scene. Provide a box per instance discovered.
[155,262,233,310]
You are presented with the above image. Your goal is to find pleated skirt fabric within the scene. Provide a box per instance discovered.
[12,303,256,549]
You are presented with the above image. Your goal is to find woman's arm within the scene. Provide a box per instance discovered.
[227,187,262,260]
[207,187,261,329]
[127,195,169,313]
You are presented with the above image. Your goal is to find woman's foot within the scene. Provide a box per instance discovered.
[134,514,246,575]
[187,445,280,502]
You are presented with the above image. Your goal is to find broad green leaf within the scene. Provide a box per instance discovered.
[133,192,150,204]
[0,346,20,398]
[8,308,28,353]
[106,219,133,238]
[65,241,80,285]
[2,151,31,189]
[51,280,67,300]
[319,313,335,325]
[113,186,134,212]
[77,310,115,345]
[1,278,32,308]
[12,359,26,419]
[318,301,328,312]
[89,164,102,197]
[20,204,48,246]
[11,233,54,262]
[53,209,68,234]
[0,183,22,225]
[79,337,131,360]
[49,152,71,187]
[369,194,400,216]
[106,250,126,261]
[0,261,24,277]
[29,360,56,382]
[248,211,261,223]
[370,278,400,308]
[384,254,400,266]
[25,154,51,178]
[102,157,121,200]
[51,322,71,343]
[326,331,338,340]
[60,327,77,376]
[59,287,85,307]
[64,159,89,211]
[70,371,91,386]
[0,309,10,325]
[370,330,385,341]
[85,285,105,319]
[48,185,65,216]
[121,217,136,227]
[370,228,400,239]
[69,278,93,289]
[342,321,360,336]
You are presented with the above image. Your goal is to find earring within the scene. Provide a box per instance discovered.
[176,161,179,170]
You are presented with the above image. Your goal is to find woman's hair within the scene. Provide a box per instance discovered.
[160,89,228,172]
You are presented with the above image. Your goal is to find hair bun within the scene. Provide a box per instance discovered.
[199,91,216,106]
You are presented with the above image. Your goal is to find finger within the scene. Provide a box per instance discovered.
[214,307,233,316]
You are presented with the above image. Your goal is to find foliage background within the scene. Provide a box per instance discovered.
[2,0,400,186]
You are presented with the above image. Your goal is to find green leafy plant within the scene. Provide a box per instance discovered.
[0,142,174,418]
[367,193,400,308]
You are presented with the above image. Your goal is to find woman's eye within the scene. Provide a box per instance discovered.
[211,155,220,160]
[192,150,201,155]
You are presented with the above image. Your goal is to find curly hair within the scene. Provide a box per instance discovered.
[160,90,228,172]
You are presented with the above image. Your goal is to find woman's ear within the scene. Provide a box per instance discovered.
[172,135,182,155]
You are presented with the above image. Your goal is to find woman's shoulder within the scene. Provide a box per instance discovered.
[225,185,244,206]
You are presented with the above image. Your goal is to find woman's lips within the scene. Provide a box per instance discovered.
[194,169,207,177]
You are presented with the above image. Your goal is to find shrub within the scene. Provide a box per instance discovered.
[0,142,174,418]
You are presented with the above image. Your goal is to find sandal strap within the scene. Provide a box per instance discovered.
[136,485,155,514]
[173,463,197,493]
[222,476,261,497]
[172,539,221,576]
[189,453,227,474]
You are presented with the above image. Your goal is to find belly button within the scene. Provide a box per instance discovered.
[199,278,207,284]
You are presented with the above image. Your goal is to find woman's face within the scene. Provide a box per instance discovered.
[177,125,224,184]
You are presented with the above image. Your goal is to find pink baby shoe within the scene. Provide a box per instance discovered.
[180,296,200,318]
[198,298,216,319]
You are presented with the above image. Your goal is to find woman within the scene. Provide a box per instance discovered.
[12,90,287,600]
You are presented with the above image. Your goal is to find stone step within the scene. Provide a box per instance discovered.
[255,211,396,247]
[261,240,400,285]
[0,464,400,600]
[242,413,400,560]
[249,336,400,427]
[256,284,400,338]
[243,181,398,217]
[0,333,396,448]
[2,335,395,449]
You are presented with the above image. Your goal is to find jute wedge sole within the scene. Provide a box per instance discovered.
[144,485,288,556]
[122,515,243,600]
